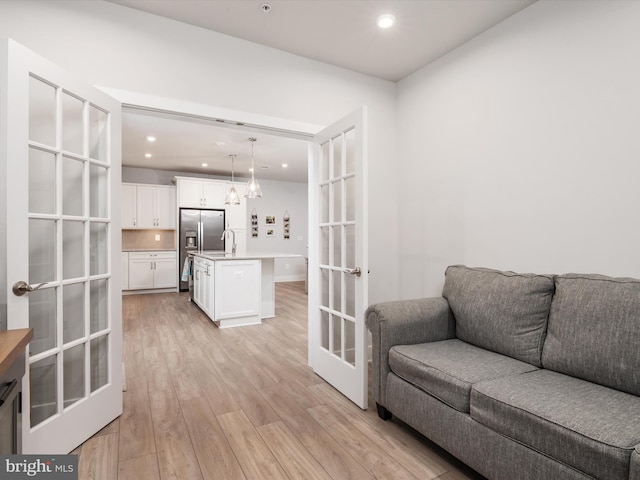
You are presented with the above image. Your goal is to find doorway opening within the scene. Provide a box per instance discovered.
[120,104,313,314]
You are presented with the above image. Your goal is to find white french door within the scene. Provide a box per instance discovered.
[1,39,122,453]
[309,107,368,409]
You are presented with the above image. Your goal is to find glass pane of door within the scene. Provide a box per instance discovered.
[30,355,58,427]
[62,92,84,155]
[90,335,109,392]
[89,105,108,161]
[63,344,85,408]
[29,288,57,356]
[63,221,84,279]
[89,165,108,218]
[90,279,108,333]
[29,148,56,215]
[63,283,84,343]
[90,222,108,275]
[29,76,56,147]
[29,219,56,284]
[62,156,84,216]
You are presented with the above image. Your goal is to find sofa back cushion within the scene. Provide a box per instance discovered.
[442,265,554,367]
[542,274,640,396]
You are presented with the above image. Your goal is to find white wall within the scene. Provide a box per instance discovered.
[246,180,308,282]
[397,0,640,298]
[0,0,399,304]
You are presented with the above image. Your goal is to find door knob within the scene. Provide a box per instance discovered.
[344,267,362,277]
[12,281,48,297]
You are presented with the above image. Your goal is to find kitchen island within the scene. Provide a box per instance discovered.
[191,251,303,328]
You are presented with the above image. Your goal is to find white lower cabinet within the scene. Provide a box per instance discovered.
[192,256,261,328]
[122,252,129,290]
[214,259,260,327]
[128,251,177,290]
[193,256,214,317]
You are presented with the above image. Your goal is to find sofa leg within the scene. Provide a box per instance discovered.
[376,403,392,421]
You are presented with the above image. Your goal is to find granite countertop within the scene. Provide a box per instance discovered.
[194,251,304,261]
[0,328,33,376]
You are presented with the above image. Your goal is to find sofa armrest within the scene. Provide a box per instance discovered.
[365,297,455,408]
[629,445,640,480]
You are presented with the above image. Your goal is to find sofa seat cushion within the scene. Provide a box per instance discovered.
[471,369,640,480]
[442,265,555,367]
[389,339,538,413]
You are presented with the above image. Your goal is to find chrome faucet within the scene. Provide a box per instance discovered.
[221,229,237,256]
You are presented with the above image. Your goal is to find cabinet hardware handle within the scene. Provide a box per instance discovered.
[133,218,136,227]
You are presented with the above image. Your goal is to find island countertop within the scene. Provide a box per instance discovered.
[193,251,304,261]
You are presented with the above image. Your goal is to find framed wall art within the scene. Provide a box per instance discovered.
[251,209,258,238]
[283,210,290,239]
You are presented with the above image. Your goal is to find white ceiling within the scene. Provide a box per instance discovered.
[114,0,537,183]
[108,0,536,82]
[123,109,310,183]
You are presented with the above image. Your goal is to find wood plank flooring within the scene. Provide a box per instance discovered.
[74,282,485,480]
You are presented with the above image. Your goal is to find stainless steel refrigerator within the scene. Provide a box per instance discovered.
[179,208,225,291]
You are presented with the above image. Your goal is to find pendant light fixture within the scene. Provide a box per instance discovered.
[245,137,262,198]
[224,154,240,205]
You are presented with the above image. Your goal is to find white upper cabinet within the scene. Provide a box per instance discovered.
[154,186,177,228]
[202,181,226,208]
[121,183,176,230]
[121,184,137,228]
[175,176,226,208]
[135,185,156,228]
[178,178,205,207]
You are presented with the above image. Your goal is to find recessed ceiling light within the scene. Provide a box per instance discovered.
[144,153,152,158]
[215,141,225,146]
[377,14,396,29]
[282,164,288,168]
[202,163,208,167]
[261,3,271,13]
[146,136,156,142]
[249,167,254,172]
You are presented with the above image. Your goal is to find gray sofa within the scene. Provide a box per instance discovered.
[366,265,640,480]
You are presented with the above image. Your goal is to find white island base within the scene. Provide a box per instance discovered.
[192,252,286,328]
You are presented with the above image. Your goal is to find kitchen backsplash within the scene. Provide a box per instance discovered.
[122,230,176,251]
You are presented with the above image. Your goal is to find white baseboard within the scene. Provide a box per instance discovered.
[275,274,306,283]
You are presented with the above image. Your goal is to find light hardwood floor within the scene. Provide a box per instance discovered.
[73,282,485,480]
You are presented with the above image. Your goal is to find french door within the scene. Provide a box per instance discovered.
[309,107,368,409]
[1,39,122,453]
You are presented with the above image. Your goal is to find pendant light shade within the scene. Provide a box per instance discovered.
[245,137,262,199]
[224,154,240,205]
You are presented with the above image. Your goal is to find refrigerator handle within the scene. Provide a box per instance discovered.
[198,221,202,252]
